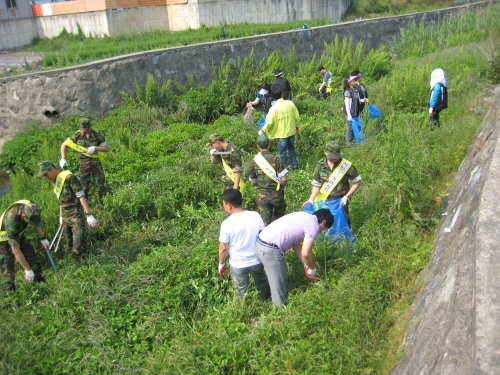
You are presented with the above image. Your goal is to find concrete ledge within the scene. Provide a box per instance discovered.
[394,87,500,374]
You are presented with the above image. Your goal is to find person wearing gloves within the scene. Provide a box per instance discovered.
[247,83,275,129]
[350,70,369,113]
[343,75,362,147]
[60,118,109,204]
[428,68,448,128]
[317,66,333,100]
[260,87,300,170]
[248,134,288,225]
[302,141,361,242]
[218,189,271,301]
[0,201,48,295]
[255,209,333,308]
[208,133,244,192]
[37,161,97,261]
[271,69,292,100]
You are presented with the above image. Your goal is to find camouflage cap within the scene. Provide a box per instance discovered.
[324,141,341,159]
[206,133,224,147]
[256,134,270,148]
[36,160,56,177]
[79,118,92,128]
[22,203,42,227]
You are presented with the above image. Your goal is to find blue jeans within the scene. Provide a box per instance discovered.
[278,135,298,169]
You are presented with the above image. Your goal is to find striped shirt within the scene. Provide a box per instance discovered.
[258,212,320,252]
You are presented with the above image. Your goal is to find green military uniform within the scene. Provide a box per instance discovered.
[69,119,108,201]
[38,161,87,259]
[248,136,287,225]
[208,133,243,190]
[0,201,44,294]
[312,154,361,224]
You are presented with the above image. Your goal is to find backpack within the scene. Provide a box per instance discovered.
[432,83,448,111]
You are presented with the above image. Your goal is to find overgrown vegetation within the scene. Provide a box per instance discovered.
[1,4,499,374]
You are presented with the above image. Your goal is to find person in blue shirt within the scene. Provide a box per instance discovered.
[428,68,448,129]
[247,83,275,129]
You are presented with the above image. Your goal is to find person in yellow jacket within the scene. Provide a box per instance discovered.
[260,87,300,170]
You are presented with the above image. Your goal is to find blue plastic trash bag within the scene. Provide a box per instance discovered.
[303,199,355,243]
[351,117,365,144]
[257,113,267,128]
[368,104,381,119]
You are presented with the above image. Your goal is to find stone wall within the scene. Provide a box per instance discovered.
[394,86,500,374]
[0,1,489,150]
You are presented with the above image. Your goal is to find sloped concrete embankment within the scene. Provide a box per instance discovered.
[394,89,500,374]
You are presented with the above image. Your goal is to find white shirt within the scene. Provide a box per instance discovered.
[219,210,265,268]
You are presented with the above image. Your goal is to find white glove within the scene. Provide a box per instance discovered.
[87,214,98,228]
[40,239,50,250]
[24,269,35,282]
[59,216,63,226]
[258,129,264,135]
[305,264,317,276]
[347,115,353,122]
[210,148,217,156]
[87,146,96,155]
[59,159,68,169]
[429,108,433,114]
[340,196,348,206]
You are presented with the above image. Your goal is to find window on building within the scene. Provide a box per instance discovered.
[6,0,17,8]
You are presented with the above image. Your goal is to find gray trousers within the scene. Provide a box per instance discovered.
[255,241,288,308]
[230,263,271,301]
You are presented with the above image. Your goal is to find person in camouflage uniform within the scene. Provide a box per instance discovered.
[303,141,362,225]
[248,135,288,225]
[0,201,49,295]
[60,118,109,204]
[208,133,243,191]
[37,161,98,260]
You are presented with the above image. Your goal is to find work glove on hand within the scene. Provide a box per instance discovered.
[303,264,317,280]
[87,146,96,155]
[247,102,253,108]
[258,129,264,136]
[59,159,68,169]
[429,108,434,114]
[340,196,348,206]
[59,216,63,226]
[24,269,35,282]
[302,200,313,208]
[218,263,226,277]
[40,239,50,250]
[87,214,98,229]
[347,115,353,122]
[210,148,217,156]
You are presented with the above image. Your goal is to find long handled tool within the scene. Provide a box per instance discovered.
[45,225,64,276]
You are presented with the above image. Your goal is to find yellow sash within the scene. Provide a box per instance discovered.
[253,153,280,191]
[314,159,352,202]
[0,199,31,242]
[54,171,72,200]
[221,158,245,194]
[64,138,106,160]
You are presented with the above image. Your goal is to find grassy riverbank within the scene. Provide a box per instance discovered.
[1,4,499,374]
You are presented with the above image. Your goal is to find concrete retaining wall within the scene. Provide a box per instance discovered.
[394,86,500,374]
[0,1,489,149]
[0,18,38,49]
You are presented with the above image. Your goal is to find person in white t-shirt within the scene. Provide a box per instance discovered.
[218,189,271,301]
